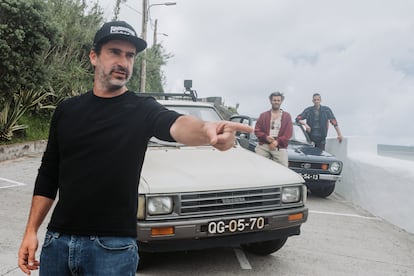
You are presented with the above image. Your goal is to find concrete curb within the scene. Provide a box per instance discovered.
[0,140,46,162]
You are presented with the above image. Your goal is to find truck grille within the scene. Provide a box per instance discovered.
[289,161,327,170]
[180,187,282,216]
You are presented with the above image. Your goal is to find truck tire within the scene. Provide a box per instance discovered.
[241,237,288,255]
[311,181,335,198]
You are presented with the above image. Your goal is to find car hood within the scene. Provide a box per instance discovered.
[139,145,303,194]
[288,141,340,162]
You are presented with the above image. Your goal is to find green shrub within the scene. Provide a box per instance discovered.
[0,113,51,145]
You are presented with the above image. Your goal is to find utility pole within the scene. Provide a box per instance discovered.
[139,0,148,92]
[153,19,158,47]
[139,1,176,92]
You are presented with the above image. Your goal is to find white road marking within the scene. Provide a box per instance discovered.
[234,248,252,270]
[0,177,26,189]
[310,210,381,220]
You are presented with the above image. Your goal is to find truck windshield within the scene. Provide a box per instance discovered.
[165,105,222,121]
[148,104,222,147]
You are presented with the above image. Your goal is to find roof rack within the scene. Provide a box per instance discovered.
[135,80,198,102]
[135,90,198,102]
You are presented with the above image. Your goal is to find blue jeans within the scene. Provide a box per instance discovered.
[39,231,138,276]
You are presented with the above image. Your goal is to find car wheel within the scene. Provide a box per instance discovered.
[137,251,152,271]
[241,237,288,255]
[312,182,336,198]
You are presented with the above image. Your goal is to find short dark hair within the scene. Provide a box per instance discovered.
[93,44,103,55]
[313,93,321,98]
[269,91,285,101]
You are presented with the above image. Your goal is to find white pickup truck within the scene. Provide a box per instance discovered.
[136,92,308,267]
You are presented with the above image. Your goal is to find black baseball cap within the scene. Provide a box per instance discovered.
[93,21,147,52]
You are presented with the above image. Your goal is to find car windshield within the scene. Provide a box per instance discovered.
[149,104,222,147]
[166,105,222,121]
[291,124,309,143]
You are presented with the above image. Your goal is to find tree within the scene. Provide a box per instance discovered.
[129,43,172,92]
[43,0,103,104]
[0,0,103,141]
[0,90,54,141]
[0,0,59,104]
[113,0,126,21]
[0,0,172,142]
[145,44,172,92]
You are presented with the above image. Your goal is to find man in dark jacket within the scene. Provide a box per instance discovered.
[296,93,343,150]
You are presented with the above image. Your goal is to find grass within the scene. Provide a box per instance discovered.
[0,113,51,145]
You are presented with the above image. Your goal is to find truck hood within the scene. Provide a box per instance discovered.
[139,145,304,194]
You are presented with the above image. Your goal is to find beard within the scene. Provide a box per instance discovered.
[97,65,131,92]
[272,104,281,111]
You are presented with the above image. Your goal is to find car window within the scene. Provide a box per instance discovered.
[250,119,258,140]
[232,117,254,139]
[230,117,241,123]
[240,118,250,125]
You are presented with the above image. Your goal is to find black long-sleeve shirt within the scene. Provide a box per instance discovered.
[34,91,181,237]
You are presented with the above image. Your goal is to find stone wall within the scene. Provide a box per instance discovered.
[0,140,47,162]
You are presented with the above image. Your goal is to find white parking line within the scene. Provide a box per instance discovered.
[310,210,381,220]
[0,177,26,189]
[234,248,252,270]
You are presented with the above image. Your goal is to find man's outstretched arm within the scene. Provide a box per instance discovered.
[170,115,253,151]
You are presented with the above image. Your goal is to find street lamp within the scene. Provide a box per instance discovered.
[140,1,176,92]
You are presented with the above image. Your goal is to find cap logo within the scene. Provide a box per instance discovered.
[110,26,136,37]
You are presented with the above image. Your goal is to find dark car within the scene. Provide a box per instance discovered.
[229,115,343,198]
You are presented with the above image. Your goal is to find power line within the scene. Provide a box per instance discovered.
[122,2,142,15]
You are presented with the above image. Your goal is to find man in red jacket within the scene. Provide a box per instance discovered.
[254,91,293,167]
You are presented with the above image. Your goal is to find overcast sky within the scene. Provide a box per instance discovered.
[97,0,414,145]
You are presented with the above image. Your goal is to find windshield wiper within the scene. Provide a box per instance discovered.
[148,137,183,147]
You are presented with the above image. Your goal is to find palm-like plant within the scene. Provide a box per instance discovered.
[0,90,54,141]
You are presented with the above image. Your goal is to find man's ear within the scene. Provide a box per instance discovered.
[89,50,97,66]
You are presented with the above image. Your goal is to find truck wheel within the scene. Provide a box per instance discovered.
[241,237,288,255]
[312,182,335,198]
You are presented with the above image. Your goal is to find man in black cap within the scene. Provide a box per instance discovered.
[18,21,252,275]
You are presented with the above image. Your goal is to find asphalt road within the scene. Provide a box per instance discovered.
[1,154,414,276]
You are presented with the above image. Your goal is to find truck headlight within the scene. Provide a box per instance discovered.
[329,162,341,173]
[302,185,307,204]
[282,186,300,203]
[148,196,173,215]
